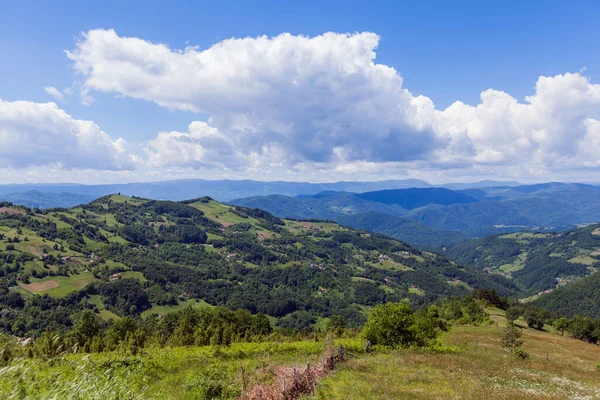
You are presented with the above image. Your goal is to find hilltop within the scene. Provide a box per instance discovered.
[0,195,517,338]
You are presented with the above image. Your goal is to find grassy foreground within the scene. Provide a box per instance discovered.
[0,339,363,399]
[2,310,599,399]
[312,310,600,399]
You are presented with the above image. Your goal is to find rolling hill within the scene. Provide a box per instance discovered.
[533,263,600,317]
[230,193,469,248]
[0,179,432,202]
[0,195,518,339]
[0,190,96,209]
[405,183,600,236]
[234,183,600,241]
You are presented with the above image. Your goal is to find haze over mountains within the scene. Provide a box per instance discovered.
[0,178,519,204]
[232,182,600,248]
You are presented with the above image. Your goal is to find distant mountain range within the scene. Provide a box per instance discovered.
[3,180,600,249]
[0,178,521,202]
[0,191,96,209]
[231,183,600,247]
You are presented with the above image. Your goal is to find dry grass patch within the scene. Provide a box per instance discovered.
[18,280,59,293]
[0,207,25,215]
[314,318,600,400]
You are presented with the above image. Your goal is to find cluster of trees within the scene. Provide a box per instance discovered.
[1,306,273,361]
[534,271,600,317]
[552,316,600,343]
[360,296,490,349]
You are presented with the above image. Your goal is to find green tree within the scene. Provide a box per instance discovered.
[505,307,522,325]
[73,310,102,348]
[360,302,417,348]
[525,310,544,330]
[104,317,140,351]
[501,323,528,359]
[552,317,569,336]
[326,315,346,337]
[38,329,64,357]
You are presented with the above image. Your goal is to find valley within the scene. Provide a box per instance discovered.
[1,192,600,399]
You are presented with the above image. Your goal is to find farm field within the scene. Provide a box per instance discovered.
[20,271,98,297]
[191,200,261,227]
[368,258,412,271]
[140,299,212,318]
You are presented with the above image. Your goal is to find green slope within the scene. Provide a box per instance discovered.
[447,224,600,296]
[0,195,519,338]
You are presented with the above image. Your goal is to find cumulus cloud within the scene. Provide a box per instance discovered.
[66,29,438,167]
[63,29,600,180]
[146,121,244,169]
[0,99,137,170]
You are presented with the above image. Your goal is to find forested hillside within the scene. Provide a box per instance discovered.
[233,183,600,240]
[0,195,517,339]
[533,270,600,317]
[447,225,600,298]
[230,193,469,248]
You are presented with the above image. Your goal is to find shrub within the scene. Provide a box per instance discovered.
[360,303,416,348]
[360,302,442,348]
[501,324,523,349]
[513,347,530,360]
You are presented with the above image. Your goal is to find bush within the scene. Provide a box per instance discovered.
[360,302,440,348]
[552,317,569,336]
[513,347,530,360]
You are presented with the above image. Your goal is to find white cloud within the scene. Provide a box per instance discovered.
[66,29,438,168]
[430,73,600,171]
[43,86,65,103]
[0,99,137,170]
[53,29,600,182]
[146,121,243,169]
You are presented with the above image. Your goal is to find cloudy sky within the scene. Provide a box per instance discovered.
[1,0,600,184]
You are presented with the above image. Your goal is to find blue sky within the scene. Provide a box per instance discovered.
[1,0,600,183]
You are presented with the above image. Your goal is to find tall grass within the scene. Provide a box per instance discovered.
[0,339,363,399]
